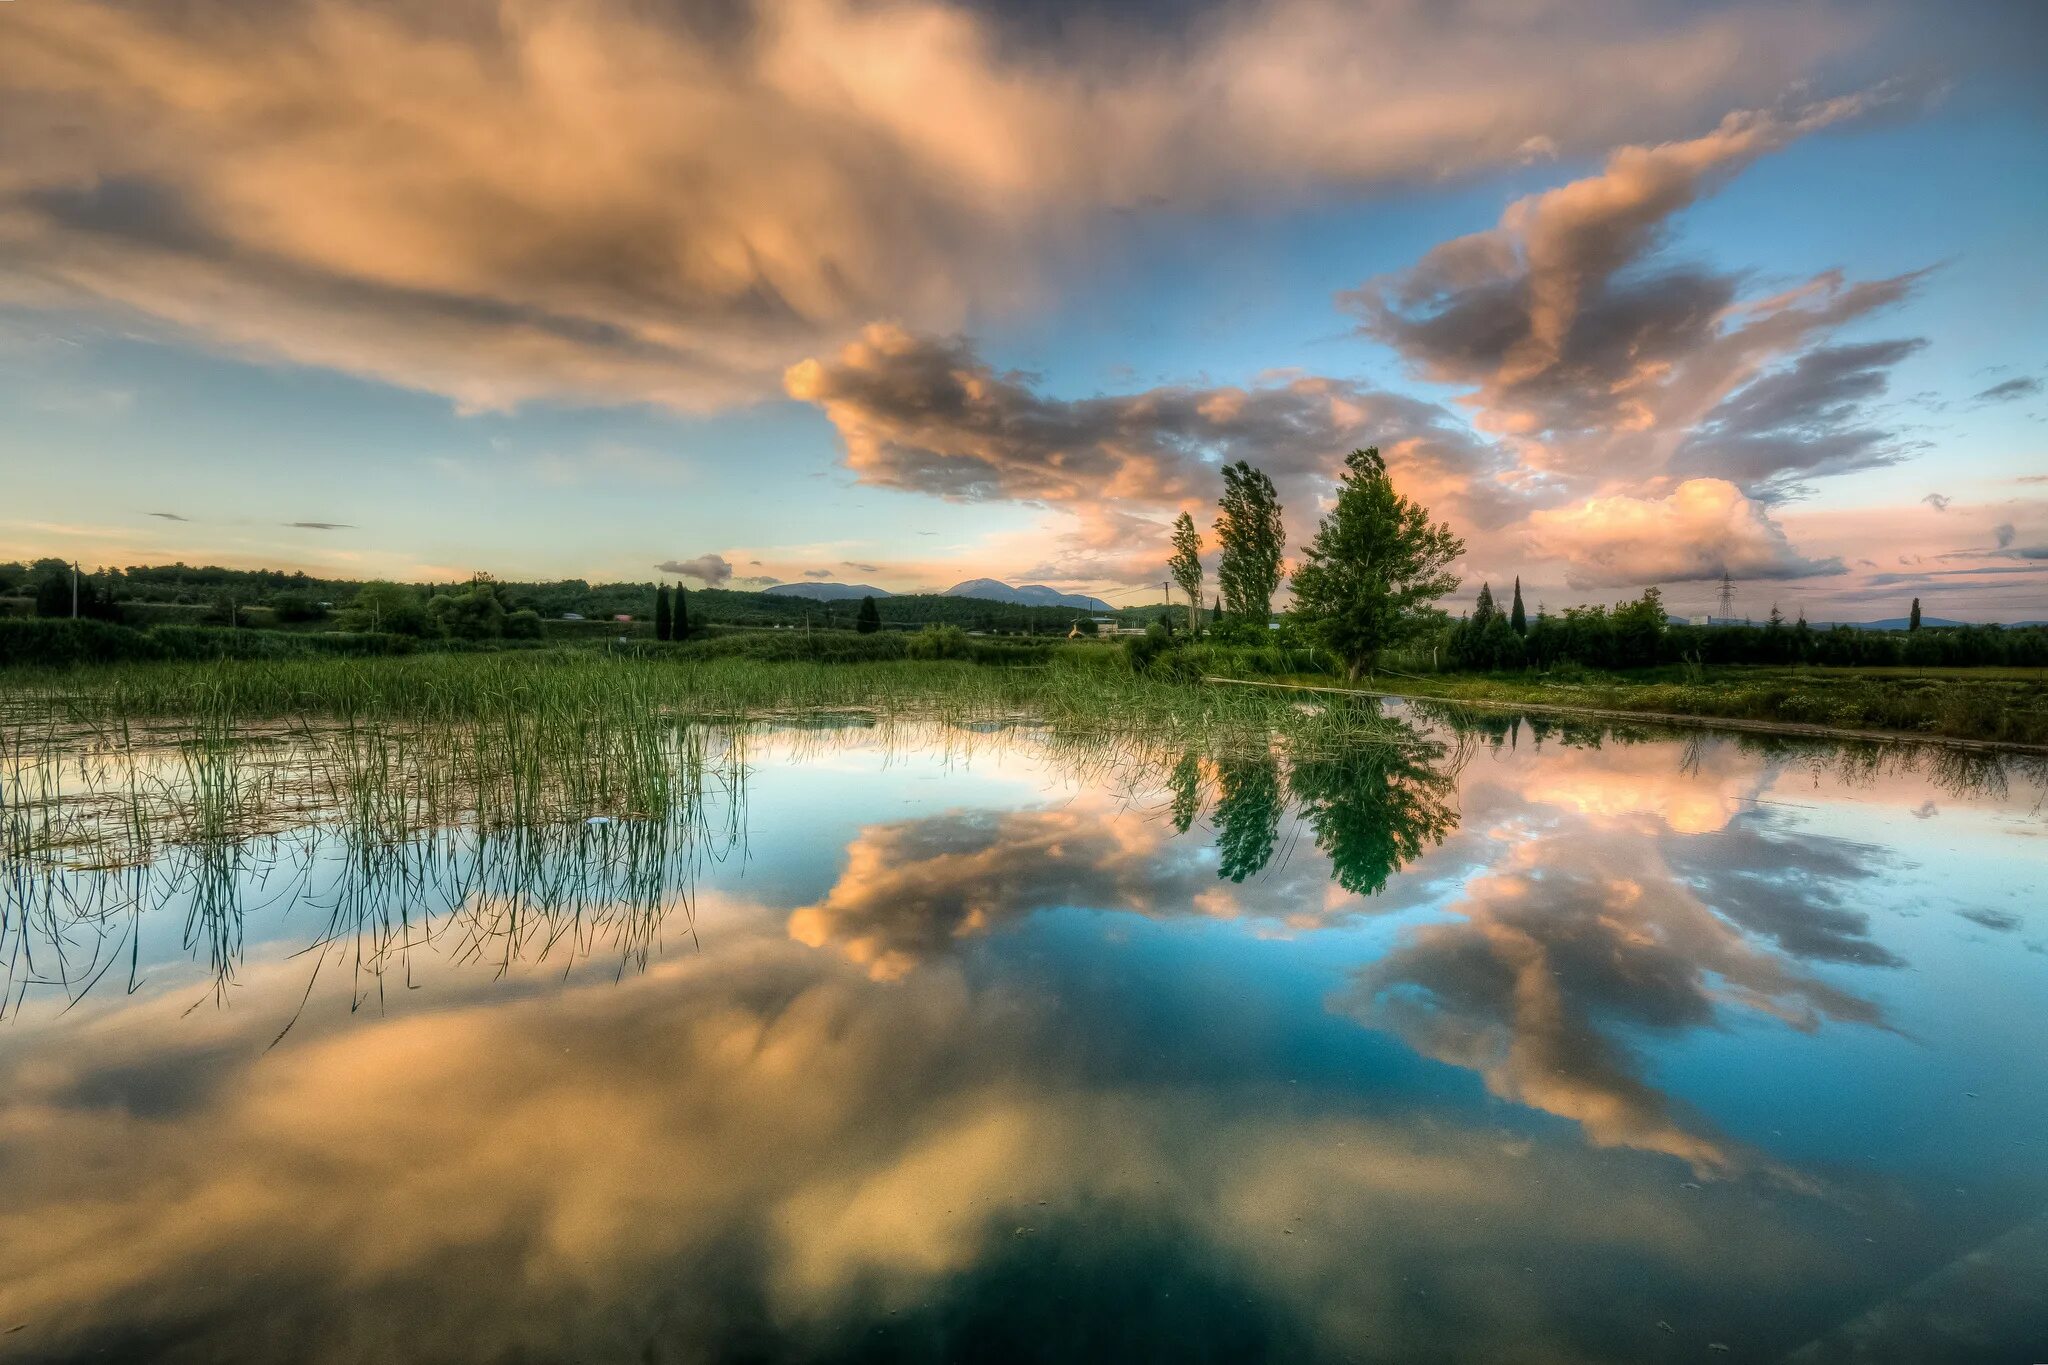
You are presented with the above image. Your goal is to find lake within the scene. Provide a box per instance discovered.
[3,703,2045,1363]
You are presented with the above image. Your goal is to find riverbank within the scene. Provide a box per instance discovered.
[1208,665,2048,751]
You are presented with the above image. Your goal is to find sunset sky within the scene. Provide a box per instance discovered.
[2,0,2044,619]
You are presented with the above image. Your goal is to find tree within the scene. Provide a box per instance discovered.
[1510,577,1527,635]
[654,583,673,641]
[1288,448,1464,679]
[1909,597,1922,632]
[428,587,506,639]
[856,595,882,633]
[673,586,690,640]
[1472,582,1497,627]
[344,581,431,636]
[1168,511,1203,634]
[1214,461,1284,623]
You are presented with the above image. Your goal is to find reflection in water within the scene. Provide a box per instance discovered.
[2,707,2046,1362]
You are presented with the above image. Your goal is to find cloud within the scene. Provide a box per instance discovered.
[1344,98,1926,499]
[801,568,835,579]
[285,521,353,531]
[146,511,189,521]
[1995,523,2016,549]
[1921,493,1951,512]
[1525,479,1841,587]
[788,323,1516,585]
[1973,376,2042,404]
[0,0,1865,412]
[654,554,733,586]
[842,561,881,574]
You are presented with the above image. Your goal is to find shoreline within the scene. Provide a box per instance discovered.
[1201,675,2048,756]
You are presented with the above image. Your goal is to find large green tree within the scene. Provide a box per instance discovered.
[1168,512,1203,634]
[654,583,673,641]
[1288,448,1464,679]
[856,595,882,633]
[1214,462,1284,623]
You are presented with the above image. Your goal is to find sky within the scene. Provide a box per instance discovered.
[1,0,2044,620]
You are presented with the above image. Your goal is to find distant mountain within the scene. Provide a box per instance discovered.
[760,582,892,602]
[943,578,1114,612]
[1851,616,1967,631]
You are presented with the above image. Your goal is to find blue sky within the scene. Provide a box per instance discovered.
[1,0,2043,618]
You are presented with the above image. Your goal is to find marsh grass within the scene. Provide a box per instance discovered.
[1,651,1419,1019]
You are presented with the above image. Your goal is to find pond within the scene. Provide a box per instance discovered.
[3,704,2045,1363]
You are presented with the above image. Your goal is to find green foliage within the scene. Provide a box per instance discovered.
[1510,578,1526,635]
[1287,447,1463,678]
[674,587,691,640]
[1168,511,1204,634]
[343,582,432,636]
[33,571,124,623]
[504,609,546,640]
[271,592,328,624]
[1215,461,1284,624]
[856,595,882,634]
[905,624,971,660]
[654,584,673,641]
[427,586,507,640]
[1910,597,1922,632]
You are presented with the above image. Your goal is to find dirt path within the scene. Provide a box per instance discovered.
[1200,676,2048,756]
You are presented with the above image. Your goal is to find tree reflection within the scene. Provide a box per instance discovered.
[1212,751,1281,883]
[1284,738,1460,896]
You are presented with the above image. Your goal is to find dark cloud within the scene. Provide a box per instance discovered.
[285,522,353,530]
[801,569,835,579]
[654,554,733,586]
[1920,493,1951,512]
[788,323,1517,584]
[1959,907,2021,932]
[146,511,190,522]
[842,562,882,574]
[0,0,1858,413]
[1995,523,2016,549]
[1343,99,1924,503]
[1677,340,1926,495]
[1973,376,2042,404]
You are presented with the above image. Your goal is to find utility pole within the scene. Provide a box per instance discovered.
[1715,570,1736,623]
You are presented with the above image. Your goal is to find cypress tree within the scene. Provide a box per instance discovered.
[1908,598,1921,632]
[856,595,881,633]
[1510,577,1526,635]
[1472,582,1497,627]
[674,587,690,640]
[654,584,672,641]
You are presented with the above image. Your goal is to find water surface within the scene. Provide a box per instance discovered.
[4,706,2045,1363]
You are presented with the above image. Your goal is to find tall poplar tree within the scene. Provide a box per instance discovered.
[1168,512,1204,634]
[1510,577,1527,635]
[1214,461,1284,623]
[673,587,690,640]
[654,583,672,641]
[1909,598,1921,631]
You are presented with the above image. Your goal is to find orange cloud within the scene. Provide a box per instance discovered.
[0,0,1859,411]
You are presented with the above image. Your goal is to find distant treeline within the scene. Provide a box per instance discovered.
[0,559,1149,635]
[1442,587,2048,672]
[0,617,1066,670]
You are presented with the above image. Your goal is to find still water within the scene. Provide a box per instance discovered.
[3,705,2045,1363]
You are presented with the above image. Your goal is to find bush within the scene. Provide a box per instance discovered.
[905,625,971,661]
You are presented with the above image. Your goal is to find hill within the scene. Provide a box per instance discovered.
[760,583,892,602]
[943,578,1113,612]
